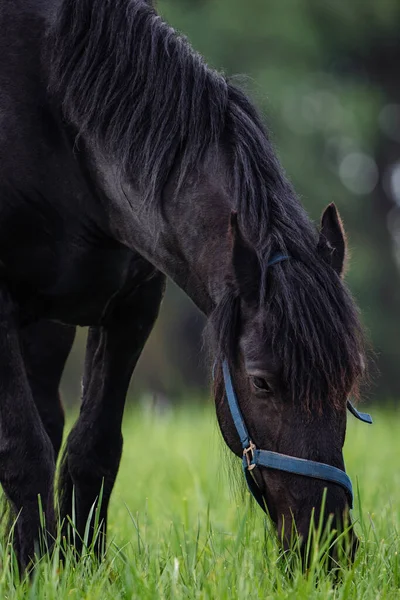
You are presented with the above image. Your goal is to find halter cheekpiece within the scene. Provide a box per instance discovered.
[220,253,372,512]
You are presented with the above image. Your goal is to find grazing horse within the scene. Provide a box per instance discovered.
[0,0,367,569]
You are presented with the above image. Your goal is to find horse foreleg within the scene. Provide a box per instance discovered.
[58,268,166,555]
[21,320,76,460]
[0,287,56,570]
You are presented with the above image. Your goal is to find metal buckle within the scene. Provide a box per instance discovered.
[243,441,256,471]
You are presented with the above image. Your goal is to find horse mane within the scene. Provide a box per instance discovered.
[48,0,313,251]
[211,259,367,413]
[49,0,367,411]
[48,0,227,205]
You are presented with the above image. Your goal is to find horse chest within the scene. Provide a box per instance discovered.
[5,241,134,326]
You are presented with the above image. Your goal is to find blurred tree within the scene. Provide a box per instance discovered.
[307,1,400,398]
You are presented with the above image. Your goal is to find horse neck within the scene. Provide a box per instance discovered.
[93,146,233,315]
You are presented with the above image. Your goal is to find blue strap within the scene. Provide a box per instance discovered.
[241,451,353,510]
[268,254,290,267]
[252,451,352,489]
[250,450,353,507]
[222,360,250,448]
[347,400,373,424]
[221,359,372,511]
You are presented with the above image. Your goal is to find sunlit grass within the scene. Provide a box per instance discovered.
[0,403,399,599]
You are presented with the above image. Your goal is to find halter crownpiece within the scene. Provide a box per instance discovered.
[267,253,290,267]
[219,252,372,513]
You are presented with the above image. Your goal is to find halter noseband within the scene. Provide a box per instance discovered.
[220,253,372,512]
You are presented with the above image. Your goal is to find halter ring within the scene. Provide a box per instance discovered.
[243,441,256,471]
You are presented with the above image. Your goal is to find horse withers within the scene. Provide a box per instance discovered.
[0,0,368,570]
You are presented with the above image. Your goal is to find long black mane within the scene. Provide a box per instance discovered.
[49,0,366,411]
[48,0,313,253]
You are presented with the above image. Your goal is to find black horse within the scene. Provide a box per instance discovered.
[0,0,366,569]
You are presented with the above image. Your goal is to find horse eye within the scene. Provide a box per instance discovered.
[251,377,272,393]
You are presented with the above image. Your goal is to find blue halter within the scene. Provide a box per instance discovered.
[220,253,372,512]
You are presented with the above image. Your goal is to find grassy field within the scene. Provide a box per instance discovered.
[0,402,399,599]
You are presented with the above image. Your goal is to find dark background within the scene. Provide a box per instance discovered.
[62,0,400,405]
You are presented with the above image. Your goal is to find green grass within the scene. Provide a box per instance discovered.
[0,403,399,599]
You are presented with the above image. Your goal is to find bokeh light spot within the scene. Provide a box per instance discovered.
[339,152,379,195]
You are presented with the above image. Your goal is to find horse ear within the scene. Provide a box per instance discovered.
[317,203,347,277]
[230,212,261,302]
